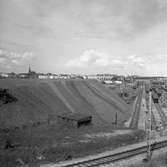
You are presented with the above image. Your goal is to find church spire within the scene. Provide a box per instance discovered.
[28,65,31,73]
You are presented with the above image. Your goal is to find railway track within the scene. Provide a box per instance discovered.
[154,103,167,127]
[59,139,167,167]
[130,86,143,129]
[151,109,156,130]
[83,82,124,113]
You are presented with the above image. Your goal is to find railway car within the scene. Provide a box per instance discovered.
[152,91,159,103]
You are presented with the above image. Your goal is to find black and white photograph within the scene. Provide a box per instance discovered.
[0,0,167,167]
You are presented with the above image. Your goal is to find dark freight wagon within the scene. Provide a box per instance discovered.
[152,91,159,103]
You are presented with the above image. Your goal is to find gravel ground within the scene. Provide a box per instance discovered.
[105,145,167,167]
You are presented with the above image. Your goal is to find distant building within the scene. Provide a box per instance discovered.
[58,74,71,79]
[28,65,38,78]
[48,73,58,79]
[82,75,88,79]
[0,73,9,78]
[87,75,98,80]
[8,72,17,78]
[114,80,123,84]
[38,74,48,79]
[125,76,134,83]
[17,65,38,79]
[97,74,117,81]
[38,73,59,79]
[70,74,84,79]
[18,73,28,78]
[103,80,113,84]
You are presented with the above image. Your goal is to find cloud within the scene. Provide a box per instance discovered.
[3,0,166,42]
[0,48,35,67]
[0,49,3,55]
[66,50,153,72]
[66,49,133,71]
[66,49,150,69]
[73,0,167,40]
[128,54,144,63]
[0,57,7,64]
[66,50,110,68]
[152,54,167,61]
[126,53,167,72]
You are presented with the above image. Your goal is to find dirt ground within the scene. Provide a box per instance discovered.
[0,124,145,167]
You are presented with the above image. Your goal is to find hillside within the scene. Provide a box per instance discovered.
[0,79,130,128]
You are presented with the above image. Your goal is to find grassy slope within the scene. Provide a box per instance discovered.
[87,80,130,112]
[64,80,105,125]
[0,79,130,128]
[0,79,70,128]
[76,80,130,124]
[76,81,121,124]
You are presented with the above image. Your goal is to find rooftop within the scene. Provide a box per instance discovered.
[58,113,92,121]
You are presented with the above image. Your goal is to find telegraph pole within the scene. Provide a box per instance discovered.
[115,112,117,125]
[145,90,152,161]
[148,90,152,160]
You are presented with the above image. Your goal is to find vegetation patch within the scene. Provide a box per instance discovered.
[0,124,145,167]
[128,152,167,167]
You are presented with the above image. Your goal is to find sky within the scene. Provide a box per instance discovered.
[0,0,167,75]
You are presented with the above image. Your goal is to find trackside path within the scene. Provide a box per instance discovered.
[130,87,143,129]
[124,96,138,128]
[138,96,146,130]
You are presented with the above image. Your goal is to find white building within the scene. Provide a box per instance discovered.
[87,75,98,80]
[58,74,71,79]
[38,74,58,79]
[38,74,48,79]
[97,74,115,81]
[114,80,122,84]
[0,73,9,78]
[103,80,113,84]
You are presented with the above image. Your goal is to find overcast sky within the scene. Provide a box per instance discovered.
[0,0,167,75]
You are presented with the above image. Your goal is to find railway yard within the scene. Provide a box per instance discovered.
[48,80,167,167]
[1,78,167,166]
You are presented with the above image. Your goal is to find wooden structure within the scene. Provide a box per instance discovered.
[57,113,92,128]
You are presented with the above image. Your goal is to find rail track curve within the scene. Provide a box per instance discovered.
[54,137,167,167]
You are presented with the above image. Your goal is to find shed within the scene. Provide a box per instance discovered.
[57,113,92,128]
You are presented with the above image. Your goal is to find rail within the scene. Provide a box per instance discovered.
[154,103,167,127]
[130,87,143,128]
[59,139,167,167]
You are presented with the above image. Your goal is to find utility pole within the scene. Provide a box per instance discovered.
[145,90,152,161]
[115,112,117,125]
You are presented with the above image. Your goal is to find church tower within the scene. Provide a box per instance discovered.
[28,65,31,74]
